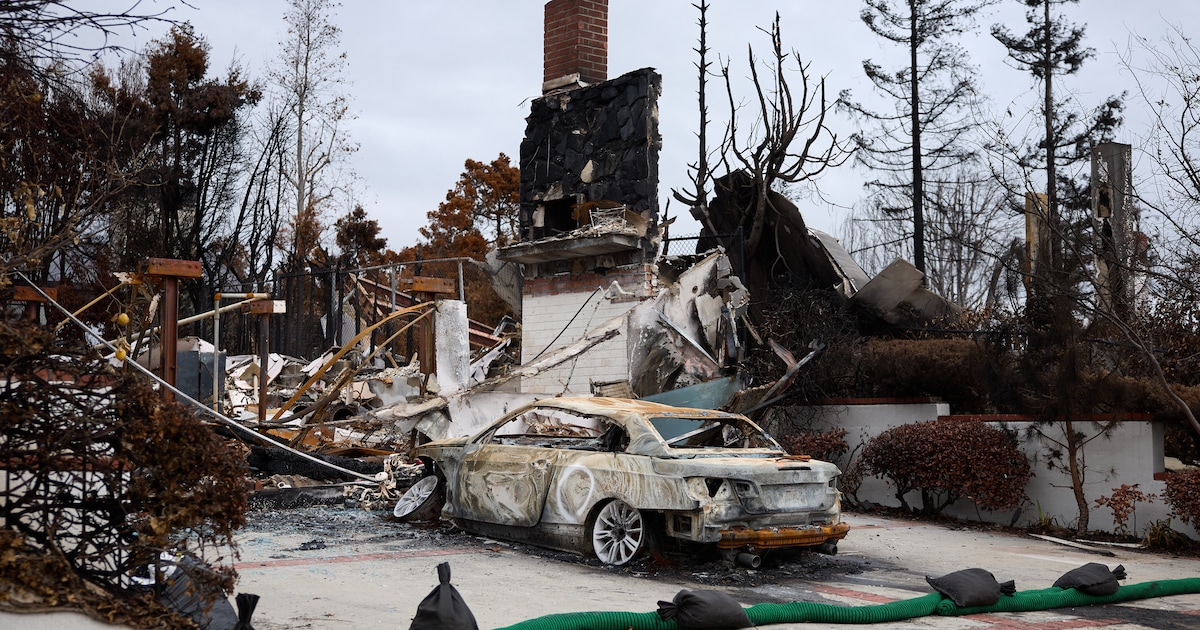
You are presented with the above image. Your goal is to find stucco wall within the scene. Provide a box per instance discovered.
[789,401,1194,538]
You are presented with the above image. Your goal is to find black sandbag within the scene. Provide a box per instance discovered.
[234,593,259,630]
[159,556,239,630]
[409,562,479,630]
[926,568,1016,608]
[656,589,753,629]
[1053,563,1127,596]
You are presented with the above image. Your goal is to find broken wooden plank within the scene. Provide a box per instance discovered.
[141,257,203,278]
[401,276,456,295]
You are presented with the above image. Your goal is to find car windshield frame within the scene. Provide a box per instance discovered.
[646,414,782,451]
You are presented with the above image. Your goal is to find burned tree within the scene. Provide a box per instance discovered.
[990,0,1124,535]
[991,0,1122,321]
[841,0,993,277]
[680,12,851,320]
[841,166,1016,310]
[672,0,716,234]
[0,1,177,67]
[1107,24,1200,442]
[271,0,358,272]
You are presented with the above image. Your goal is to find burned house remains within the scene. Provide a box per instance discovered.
[500,0,663,395]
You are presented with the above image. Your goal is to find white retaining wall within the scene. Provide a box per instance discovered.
[790,401,1194,538]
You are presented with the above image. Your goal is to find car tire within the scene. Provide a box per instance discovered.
[590,499,645,566]
[393,475,441,522]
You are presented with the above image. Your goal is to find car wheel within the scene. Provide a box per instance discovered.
[590,499,645,566]
[393,475,441,522]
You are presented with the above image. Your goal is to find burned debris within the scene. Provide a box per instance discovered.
[0,0,1028,625]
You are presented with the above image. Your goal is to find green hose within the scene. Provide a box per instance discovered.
[936,578,1200,616]
[744,593,943,625]
[496,610,675,630]
[495,579,1200,630]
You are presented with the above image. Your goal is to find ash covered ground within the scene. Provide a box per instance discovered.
[239,503,882,598]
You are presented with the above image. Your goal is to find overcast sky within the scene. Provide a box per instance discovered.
[109,0,1197,252]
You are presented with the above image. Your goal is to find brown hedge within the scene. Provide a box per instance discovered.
[861,419,1032,515]
[1164,469,1200,530]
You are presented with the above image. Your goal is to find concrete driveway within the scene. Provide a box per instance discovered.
[230,507,1200,629]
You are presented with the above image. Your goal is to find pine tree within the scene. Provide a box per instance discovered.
[991,0,1122,282]
[991,0,1123,536]
[841,0,993,276]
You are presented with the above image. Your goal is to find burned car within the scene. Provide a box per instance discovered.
[410,397,848,566]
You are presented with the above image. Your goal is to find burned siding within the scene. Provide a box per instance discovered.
[518,68,662,241]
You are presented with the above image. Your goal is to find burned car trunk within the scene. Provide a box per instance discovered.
[414,397,848,566]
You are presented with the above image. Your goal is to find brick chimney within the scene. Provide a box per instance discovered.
[543,0,608,93]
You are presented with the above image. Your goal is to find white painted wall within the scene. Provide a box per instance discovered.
[519,290,640,395]
[789,402,1195,538]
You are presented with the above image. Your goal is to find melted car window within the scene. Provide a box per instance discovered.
[488,408,627,452]
[650,416,775,449]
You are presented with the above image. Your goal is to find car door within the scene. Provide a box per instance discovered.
[452,424,558,527]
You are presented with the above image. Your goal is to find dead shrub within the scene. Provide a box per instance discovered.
[0,320,247,620]
[747,282,862,402]
[858,339,990,411]
[1163,469,1200,531]
[861,419,1032,516]
[779,426,848,462]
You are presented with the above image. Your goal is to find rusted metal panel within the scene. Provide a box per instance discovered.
[716,522,850,549]
[141,258,203,278]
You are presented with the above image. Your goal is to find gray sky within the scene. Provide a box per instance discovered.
[113,0,1197,252]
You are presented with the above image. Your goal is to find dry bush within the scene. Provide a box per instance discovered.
[0,320,247,618]
[0,529,195,629]
[857,338,990,411]
[861,419,1032,516]
[747,281,862,401]
[1163,469,1200,531]
[779,426,848,462]
[1133,279,1200,386]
